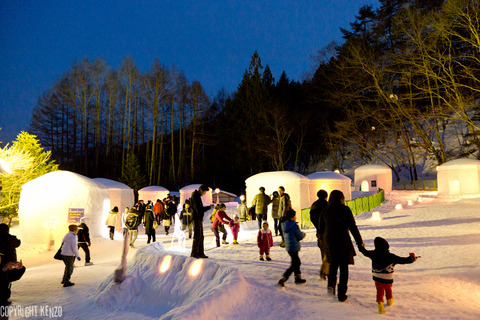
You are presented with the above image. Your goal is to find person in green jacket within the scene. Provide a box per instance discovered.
[252,187,271,229]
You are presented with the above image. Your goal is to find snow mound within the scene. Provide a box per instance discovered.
[93,242,248,319]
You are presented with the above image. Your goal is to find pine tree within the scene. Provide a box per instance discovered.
[0,132,58,225]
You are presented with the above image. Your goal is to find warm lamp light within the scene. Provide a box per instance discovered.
[395,204,403,210]
[215,188,220,204]
[334,169,340,173]
[0,159,12,174]
[407,200,413,206]
[371,211,382,221]
[159,255,172,273]
[240,195,245,201]
[417,197,423,203]
[188,259,203,278]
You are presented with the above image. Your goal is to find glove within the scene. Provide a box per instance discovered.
[88,242,91,247]
[77,257,81,261]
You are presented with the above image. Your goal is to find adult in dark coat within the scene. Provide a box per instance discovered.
[319,190,363,302]
[144,205,156,243]
[309,189,329,279]
[0,223,21,266]
[190,184,214,259]
[77,218,91,265]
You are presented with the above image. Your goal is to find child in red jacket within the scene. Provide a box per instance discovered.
[257,221,273,261]
[229,214,241,244]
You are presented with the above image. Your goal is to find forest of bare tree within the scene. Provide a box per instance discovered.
[29,0,480,194]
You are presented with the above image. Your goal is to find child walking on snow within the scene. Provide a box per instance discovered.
[229,214,241,244]
[359,237,418,314]
[257,221,273,261]
[278,210,306,287]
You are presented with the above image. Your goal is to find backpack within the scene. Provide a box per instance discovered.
[125,213,138,230]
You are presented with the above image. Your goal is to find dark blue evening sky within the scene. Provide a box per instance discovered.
[0,0,379,145]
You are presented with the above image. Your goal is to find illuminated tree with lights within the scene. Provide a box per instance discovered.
[0,132,58,225]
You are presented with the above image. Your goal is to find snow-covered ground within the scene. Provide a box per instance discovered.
[6,190,480,319]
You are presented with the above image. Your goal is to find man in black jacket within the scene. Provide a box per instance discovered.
[309,190,329,280]
[190,184,214,259]
[77,218,92,265]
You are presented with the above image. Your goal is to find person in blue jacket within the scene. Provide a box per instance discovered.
[277,209,306,287]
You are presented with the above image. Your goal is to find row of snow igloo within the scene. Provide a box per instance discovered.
[245,165,394,217]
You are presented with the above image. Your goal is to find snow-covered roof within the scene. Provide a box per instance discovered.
[212,190,237,197]
[93,178,132,190]
[307,171,351,181]
[180,184,208,192]
[245,171,308,183]
[354,164,391,172]
[22,170,107,190]
[139,186,170,192]
[437,158,480,169]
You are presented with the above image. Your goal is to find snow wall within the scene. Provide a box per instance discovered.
[179,184,213,206]
[353,164,392,192]
[93,242,248,319]
[245,171,310,222]
[138,186,170,203]
[437,158,480,197]
[18,171,110,246]
[93,178,135,232]
[307,171,352,202]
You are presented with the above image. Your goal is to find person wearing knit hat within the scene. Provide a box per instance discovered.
[359,236,419,314]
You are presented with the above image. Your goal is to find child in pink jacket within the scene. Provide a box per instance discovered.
[229,214,241,244]
[257,221,273,261]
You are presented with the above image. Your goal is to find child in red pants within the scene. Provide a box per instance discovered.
[257,221,273,261]
[359,237,418,314]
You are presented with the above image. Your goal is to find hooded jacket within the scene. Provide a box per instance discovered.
[359,237,415,284]
[281,220,305,252]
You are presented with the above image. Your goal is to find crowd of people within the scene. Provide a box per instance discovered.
[0,184,419,316]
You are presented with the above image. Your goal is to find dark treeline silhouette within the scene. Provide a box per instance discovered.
[30,0,480,193]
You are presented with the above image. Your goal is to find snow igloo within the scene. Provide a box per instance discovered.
[138,186,170,203]
[179,184,213,206]
[307,171,352,202]
[245,171,310,220]
[354,164,392,192]
[94,178,135,232]
[437,158,480,197]
[18,171,110,247]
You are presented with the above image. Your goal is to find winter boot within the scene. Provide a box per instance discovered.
[294,275,306,284]
[109,232,114,240]
[378,302,386,314]
[259,254,264,261]
[266,254,272,261]
[327,286,336,296]
[279,241,285,247]
[337,285,348,302]
[222,240,229,244]
[387,298,394,306]
[278,277,287,288]
[233,239,238,244]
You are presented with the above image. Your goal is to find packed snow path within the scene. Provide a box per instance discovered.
[9,191,480,319]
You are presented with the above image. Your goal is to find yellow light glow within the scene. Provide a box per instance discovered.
[407,200,413,206]
[334,169,340,173]
[395,204,403,210]
[0,158,12,174]
[240,195,245,201]
[43,216,60,230]
[215,188,220,194]
[320,184,329,191]
[159,255,172,273]
[417,197,423,203]
[188,259,203,278]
